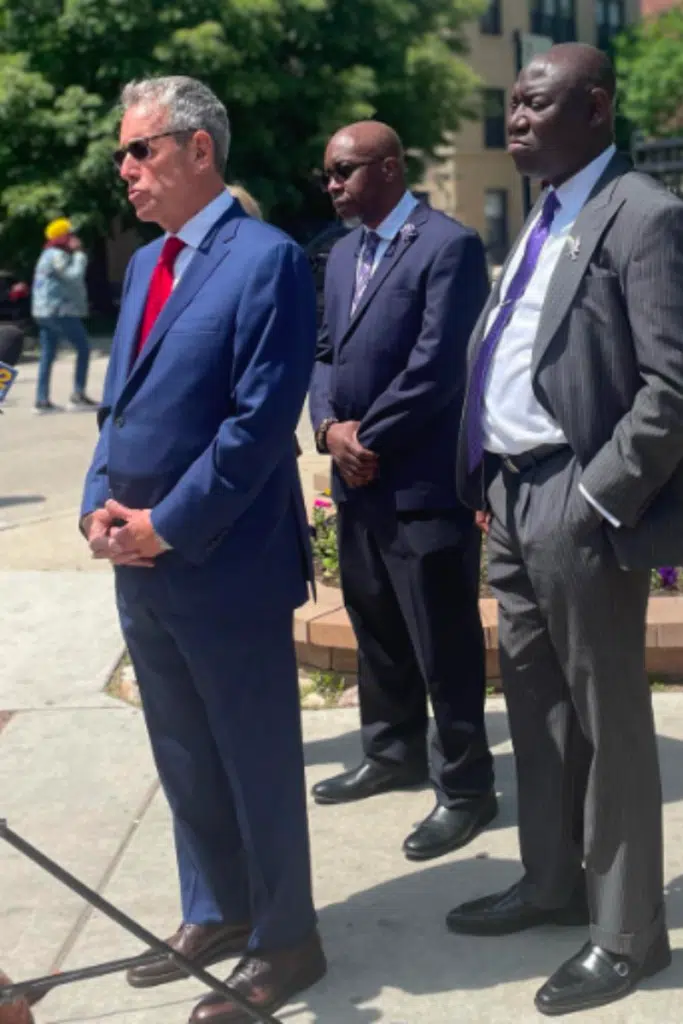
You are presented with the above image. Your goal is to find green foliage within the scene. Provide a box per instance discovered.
[311,502,340,585]
[310,668,347,701]
[615,8,683,138]
[0,0,485,273]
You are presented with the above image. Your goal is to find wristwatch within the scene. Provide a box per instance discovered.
[315,417,338,454]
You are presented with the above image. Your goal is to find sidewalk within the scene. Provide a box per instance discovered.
[1,353,683,1024]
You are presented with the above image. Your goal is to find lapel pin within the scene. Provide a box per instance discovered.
[567,235,581,261]
[400,223,418,243]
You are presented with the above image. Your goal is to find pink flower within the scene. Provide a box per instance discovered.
[314,498,332,509]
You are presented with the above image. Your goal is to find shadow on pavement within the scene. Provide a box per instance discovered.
[0,494,45,510]
[302,855,683,1024]
[303,707,514,771]
[298,709,683,1020]
[305,710,683,811]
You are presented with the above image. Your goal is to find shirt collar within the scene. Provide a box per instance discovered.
[367,191,420,242]
[173,189,235,250]
[552,144,617,218]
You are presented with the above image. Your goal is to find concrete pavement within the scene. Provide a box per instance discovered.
[2,352,683,1023]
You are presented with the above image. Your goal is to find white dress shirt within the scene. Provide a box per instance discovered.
[481,144,619,525]
[359,190,420,275]
[171,188,235,286]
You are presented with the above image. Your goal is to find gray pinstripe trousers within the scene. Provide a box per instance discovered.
[486,447,666,959]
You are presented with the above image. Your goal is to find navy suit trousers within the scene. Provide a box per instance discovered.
[116,576,315,952]
[338,502,493,803]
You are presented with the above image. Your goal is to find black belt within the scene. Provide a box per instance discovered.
[496,443,569,475]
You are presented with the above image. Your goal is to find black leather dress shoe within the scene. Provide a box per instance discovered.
[312,759,428,805]
[446,878,589,936]
[403,793,498,861]
[535,933,671,1016]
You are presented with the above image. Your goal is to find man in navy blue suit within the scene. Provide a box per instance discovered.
[310,122,496,861]
[80,76,325,1024]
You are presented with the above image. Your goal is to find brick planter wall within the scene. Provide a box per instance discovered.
[295,586,683,684]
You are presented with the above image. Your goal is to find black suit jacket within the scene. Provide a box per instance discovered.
[310,201,489,514]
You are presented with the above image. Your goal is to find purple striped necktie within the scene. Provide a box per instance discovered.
[351,229,381,315]
[466,190,561,472]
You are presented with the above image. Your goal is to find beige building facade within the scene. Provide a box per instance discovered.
[421,0,639,262]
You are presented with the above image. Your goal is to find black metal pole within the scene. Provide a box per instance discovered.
[0,952,165,1004]
[0,821,282,1024]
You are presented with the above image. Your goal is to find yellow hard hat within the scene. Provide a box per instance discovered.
[45,217,73,241]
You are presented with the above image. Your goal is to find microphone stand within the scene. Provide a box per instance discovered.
[0,820,283,1024]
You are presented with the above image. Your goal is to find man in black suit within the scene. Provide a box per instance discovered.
[309,121,495,860]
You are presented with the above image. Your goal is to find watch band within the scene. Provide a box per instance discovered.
[315,417,338,454]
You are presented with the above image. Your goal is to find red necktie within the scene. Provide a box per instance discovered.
[136,235,186,357]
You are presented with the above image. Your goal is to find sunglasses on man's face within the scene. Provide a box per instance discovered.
[112,129,197,169]
[318,158,382,191]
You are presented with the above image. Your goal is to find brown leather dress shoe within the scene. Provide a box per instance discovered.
[189,931,327,1023]
[126,922,251,989]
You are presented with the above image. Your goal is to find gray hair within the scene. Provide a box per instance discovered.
[120,76,231,171]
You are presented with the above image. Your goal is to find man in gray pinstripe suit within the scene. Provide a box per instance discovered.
[449,42,682,1016]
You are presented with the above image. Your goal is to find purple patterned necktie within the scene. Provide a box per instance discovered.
[466,190,561,471]
[351,229,381,315]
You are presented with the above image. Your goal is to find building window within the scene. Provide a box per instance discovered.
[485,189,509,266]
[596,0,625,50]
[481,0,502,34]
[483,89,506,149]
[530,0,577,42]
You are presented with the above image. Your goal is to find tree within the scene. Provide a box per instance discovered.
[615,6,683,139]
[0,0,484,281]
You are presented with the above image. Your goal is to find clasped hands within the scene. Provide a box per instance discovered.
[85,499,166,568]
[326,421,378,488]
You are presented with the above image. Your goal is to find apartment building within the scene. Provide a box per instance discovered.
[421,0,639,262]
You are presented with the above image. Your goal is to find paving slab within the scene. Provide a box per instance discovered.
[0,571,123,710]
[27,698,683,1024]
[0,707,157,983]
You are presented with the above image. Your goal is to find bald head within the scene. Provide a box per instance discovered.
[323,120,406,226]
[508,43,616,186]
[329,121,404,163]
[530,43,616,99]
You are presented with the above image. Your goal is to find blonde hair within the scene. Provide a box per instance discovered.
[227,184,263,220]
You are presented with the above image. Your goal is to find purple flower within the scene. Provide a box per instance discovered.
[658,566,678,589]
[314,498,332,509]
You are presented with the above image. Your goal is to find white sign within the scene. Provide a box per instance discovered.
[518,32,553,68]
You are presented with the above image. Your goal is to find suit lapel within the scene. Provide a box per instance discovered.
[116,205,243,411]
[338,231,362,329]
[531,154,631,374]
[339,201,430,346]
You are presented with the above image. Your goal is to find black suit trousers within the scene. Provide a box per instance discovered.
[337,501,494,804]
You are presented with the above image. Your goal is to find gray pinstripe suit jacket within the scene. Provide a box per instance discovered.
[457,152,683,570]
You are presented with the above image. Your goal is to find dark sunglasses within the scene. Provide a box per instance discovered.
[113,128,198,169]
[318,158,382,191]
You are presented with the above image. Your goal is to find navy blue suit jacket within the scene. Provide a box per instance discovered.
[81,202,316,613]
[309,201,489,513]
